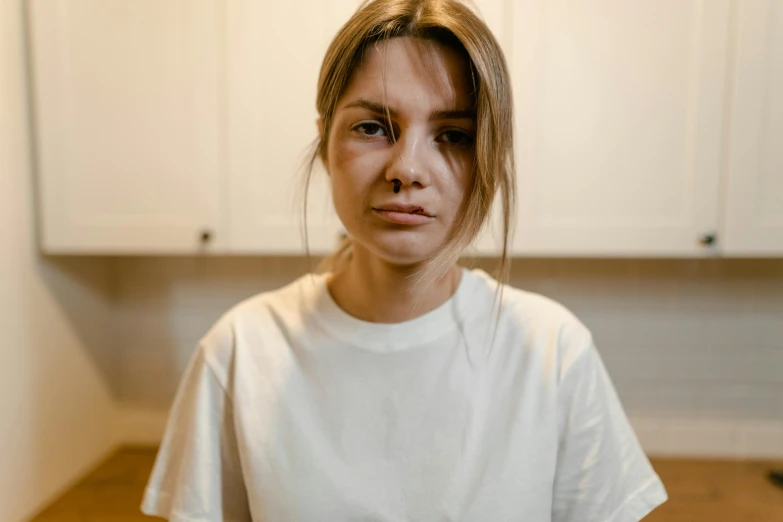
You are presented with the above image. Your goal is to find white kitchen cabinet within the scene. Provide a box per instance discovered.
[226,0,344,255]
[33,0,779,259]
[29,0,225,254]
[722,0,783,256]
[507,0,732,257]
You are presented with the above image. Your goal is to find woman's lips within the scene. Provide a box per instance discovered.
[372,204,434,225]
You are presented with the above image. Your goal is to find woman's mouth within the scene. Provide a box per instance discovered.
[372,204,434,225]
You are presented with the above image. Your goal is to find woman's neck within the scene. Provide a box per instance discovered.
[326,245,462,324]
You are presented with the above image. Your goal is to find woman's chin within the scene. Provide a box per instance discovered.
[362,234,441,266]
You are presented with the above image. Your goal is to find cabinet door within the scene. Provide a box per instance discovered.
[509,0,732,256]
[723,0,783,256]
[29,0,225,254]
[226,0,343,255]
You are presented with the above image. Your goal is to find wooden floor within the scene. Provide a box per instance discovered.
[31,447,783,521]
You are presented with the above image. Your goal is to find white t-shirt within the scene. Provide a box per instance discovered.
[142,268,667,522]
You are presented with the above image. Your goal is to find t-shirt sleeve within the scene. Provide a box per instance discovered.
[141,345,251,521]
[552,340,668,522]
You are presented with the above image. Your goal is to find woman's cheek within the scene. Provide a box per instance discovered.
[329,145,372,227]
[332,143,385,193]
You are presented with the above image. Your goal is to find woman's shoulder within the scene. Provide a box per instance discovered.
[466,269,594,367]
[468,269,588,328]
[191,273,323,378]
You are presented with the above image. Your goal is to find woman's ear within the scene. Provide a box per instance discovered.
[316,117,324,139]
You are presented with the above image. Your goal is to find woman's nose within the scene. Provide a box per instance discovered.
[385,132,432,189]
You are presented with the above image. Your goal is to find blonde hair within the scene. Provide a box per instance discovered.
[304,0,515,291]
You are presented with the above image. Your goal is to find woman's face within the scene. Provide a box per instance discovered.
[322,36,476,266]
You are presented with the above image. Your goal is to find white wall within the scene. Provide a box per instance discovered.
[0,0,117,520]
[113,256,783,458]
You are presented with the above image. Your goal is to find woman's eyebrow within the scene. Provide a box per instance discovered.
[343,99,398,117]
[429,108,476,120]
[342,99,475,120]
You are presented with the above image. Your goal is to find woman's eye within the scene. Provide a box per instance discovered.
[354,122,387,138]
[438,130,474,147]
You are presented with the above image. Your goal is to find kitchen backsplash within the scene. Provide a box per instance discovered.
[105,256,783,421]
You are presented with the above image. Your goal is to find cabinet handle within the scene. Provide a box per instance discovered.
[699,233,716,247]
[200,229,213,243]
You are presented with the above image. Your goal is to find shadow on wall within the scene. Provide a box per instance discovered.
[36,254,120,396]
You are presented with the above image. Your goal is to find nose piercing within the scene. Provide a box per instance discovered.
[393,179,401,193]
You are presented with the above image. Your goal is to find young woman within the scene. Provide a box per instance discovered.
[142,0,667,520]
